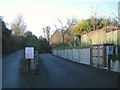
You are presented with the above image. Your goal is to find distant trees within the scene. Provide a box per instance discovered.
[0,17,2,56]
[51,30,75,46]
[72,19,92,36]
[11,15,27,49]
[71,17,117,44]
[72,18,113,36]
[51,31,62,46]
[51,16,118,46]
[2,15,28,56]
[54,19,65,46]
[54,17,78,46]
[11,15,26,36]
[2,15,52,56]
[24,31,39,50]
[42,26,51,43]
[2,19,13,55]
[38,36,52,53]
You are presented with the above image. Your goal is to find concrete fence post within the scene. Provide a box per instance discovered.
[78,49,80,63]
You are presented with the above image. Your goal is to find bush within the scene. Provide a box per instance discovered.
[53,44,91,50]
[112,54,120,61]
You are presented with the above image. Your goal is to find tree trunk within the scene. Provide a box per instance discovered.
[61,29,64,46]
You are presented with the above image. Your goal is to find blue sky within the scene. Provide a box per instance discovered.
[0,0,119,37]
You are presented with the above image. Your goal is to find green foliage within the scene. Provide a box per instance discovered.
[24,32,52,53]
[2,15,52,56]
[112,54,120,61]
[71,17,113,36]
[24,32,39,50]
[53,44,91,50]
[72,19,93,36]
[2,20,16,55]
[38,36,52,53]
[96,18,111,29]
[20,59,28,72]
[21,58,39,74]
[2,16,27,56]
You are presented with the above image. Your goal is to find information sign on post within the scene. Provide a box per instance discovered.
[106,46,113,55]
[25,47,34,59]
[25,47,34,72]
[106,46,113,70]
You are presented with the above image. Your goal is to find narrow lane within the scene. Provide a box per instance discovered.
[38,53,119,88]
[2,50,25,88]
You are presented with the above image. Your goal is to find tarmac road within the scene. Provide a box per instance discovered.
[2,51,120,88]
[2,50,25,88]
[24,53,119,88]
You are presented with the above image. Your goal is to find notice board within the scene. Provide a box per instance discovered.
[25,47,34,59]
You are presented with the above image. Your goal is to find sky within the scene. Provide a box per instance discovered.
[0,0,119,37]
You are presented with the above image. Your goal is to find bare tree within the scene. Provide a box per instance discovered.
[90,7,98,30]
[54,20,65,45]
[42,26,51,43]
[11,15,27,49]
[11,15,27,36]
[54,17,78,45]
[66,17,78,30]
[42,27,46,38]
[108,1,120,26]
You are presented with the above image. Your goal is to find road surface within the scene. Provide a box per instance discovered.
[2,51,119,88]
[2,50,25,88]
[23,53,119,88]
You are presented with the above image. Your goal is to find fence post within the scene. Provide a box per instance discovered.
[90,47,92,66]
[72,49,73,61]
[78,49,80,63]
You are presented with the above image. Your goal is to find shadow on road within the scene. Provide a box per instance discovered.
[22,53,119,88]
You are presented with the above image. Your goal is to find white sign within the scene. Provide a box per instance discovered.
[106,46,113,55]
[25,47,34,59]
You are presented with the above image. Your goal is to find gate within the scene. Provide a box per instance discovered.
[91,44,107,69]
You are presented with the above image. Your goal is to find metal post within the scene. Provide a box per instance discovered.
[28,59,30,72]
[118,73,120,89]
[90,46,93,66]
[108,55,112,70]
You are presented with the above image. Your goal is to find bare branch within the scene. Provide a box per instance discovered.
[54,24,58,30]
[11,15,26,36]
[58,19,64,28]
[42,26,51,42]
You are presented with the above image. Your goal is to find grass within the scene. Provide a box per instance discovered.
[20,58,40,74]
[21,59,28,73]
